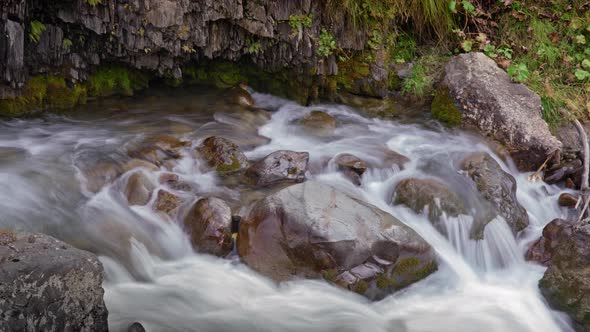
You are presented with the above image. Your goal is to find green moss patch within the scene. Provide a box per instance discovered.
[431,86,461,126]
[88,65,150,97]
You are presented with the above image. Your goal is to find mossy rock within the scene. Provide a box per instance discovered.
[431,86,461,126]
[88,65,150,97]
[45,76,87,110]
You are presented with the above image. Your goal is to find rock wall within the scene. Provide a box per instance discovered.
[0,0,379,102]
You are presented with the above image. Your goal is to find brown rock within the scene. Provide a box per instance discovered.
[300,110,336,129]
[558,193,578,208]
[197,136,249,174]
[183,197,233,256]
[81,162,122,193]
[227,85,256,107]
[122,158,159,172]
[124,172,154,206]
[153,190,182,215]
[526,219,571,265]
[334,153,368,185]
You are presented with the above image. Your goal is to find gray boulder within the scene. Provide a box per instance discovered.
[0,231,108,331]
[237,182,437,300]
[440,52,561,171]
[244,150,309,187]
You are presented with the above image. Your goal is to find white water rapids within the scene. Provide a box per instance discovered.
[0,88,576,331]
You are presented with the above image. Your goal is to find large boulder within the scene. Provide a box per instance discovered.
[526,219,571,265]
[197,136,249,174]
[460,152,529,235]
[300,110,337,130]
[537,222,590,330]
[183,197,233,257]
[237,182,437,300]
[244,150,309,187]
[392,178,467,232]
[439,52,561,171]
[0,231,108,331]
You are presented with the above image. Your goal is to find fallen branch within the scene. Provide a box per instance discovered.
[528,154,552,182]
[573,119,590,224]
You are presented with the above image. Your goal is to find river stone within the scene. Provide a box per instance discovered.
[0,232,108,331]
[227,85,256,107]
[392,178,467,232]
[183,197,233,257]
[122,158,160,172]
[442,52,561,171]
[244,150,309,187]
[526,219,571,265]
[538,223,590,330]
[334,153,368,186]
[558,193,578,208]
[460,152,529,235]
[300,110,337,129]
[197,136,249,174]
[237,181,437,300]
[82,162,123,193]
[128,135,188,166]
[124,172,155,206]
[153,189,182,216]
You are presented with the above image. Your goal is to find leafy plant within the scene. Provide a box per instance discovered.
[507,63,530,82]
[316,29,337,58]
[246,39,263,55]
[86,0,102,6]
[575,69,590,81]
[29,20,46,43]
[62,38,73,51]
[289,14,313,38]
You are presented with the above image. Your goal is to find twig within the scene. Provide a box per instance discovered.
[528,154,552,182]
[573,119,590,224]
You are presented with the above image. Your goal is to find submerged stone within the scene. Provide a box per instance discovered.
[197,136,249,174]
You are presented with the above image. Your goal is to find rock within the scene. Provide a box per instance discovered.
[460,152,529,235]
[128,135,188,166]
[333,153,368,186]
[538,223,590,330]
[237,182,437,300]
[441,52,561,171]
[392,178,467,231]
[244,150,309,187]
[197,136,249,174]
[81,162,122,193]
[124,172,155,206]
[128,322,146,332]
[300,110,337,129]
[526,219,572,265]
[122,158,160,172]
[159,172,179,184]
[153,189,182,215]
[227,85,256,107]
[0,232,108,331]
[183,197,233,257]
[558,193,578,208]
[544,159,583,186]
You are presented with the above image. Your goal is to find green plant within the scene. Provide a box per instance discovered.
[62,38,73,51]
[86,0,102,6]
[246,39,263,55]
[507,63,530,82]
[288,14,313,38]
[29,20,46,43]
[316,29,337,58]
[402,63,433,97]
[575,69,590,81]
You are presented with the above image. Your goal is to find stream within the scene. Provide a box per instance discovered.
[0,87,575,332]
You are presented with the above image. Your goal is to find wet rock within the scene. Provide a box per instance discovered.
[124,172,155,206]
[237,181,437,300]
[393,178,467,233]
[227,85,256,107]
[334,153,368,186]
[122,158,159,172]
[197,136,249,174]
[159,172,179,184]
[128,322,146,332]
[538,222,590,330]
[128,135,188,166]
[153,189,182,216]
[82,162,122,193]
[0,232,108,331]
[544,159,583,186]
[183,197,233,257]
[526,219,572,265]
[442,52,561,171]
[300,110,337,129]
[460,152,529,235]
[558,193,578,208]
[244,150,309,187]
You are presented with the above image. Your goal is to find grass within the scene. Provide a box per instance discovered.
[401,52,448,97]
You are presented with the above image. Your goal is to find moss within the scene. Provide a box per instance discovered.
[376,274,392,289]
[390,257,437,290]
[431,86,462,126]
[392,257,421,275]
[322,269,338,282]
[216,155,242,173]
[354,280,368,294]
[0,76,48,116]
[45,76,87,110]
[88,65,150,97]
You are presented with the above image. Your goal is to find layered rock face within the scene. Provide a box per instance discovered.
[0,0,384,102]
[0,231,108,331]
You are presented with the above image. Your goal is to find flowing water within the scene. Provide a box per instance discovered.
[0,87,576,331]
